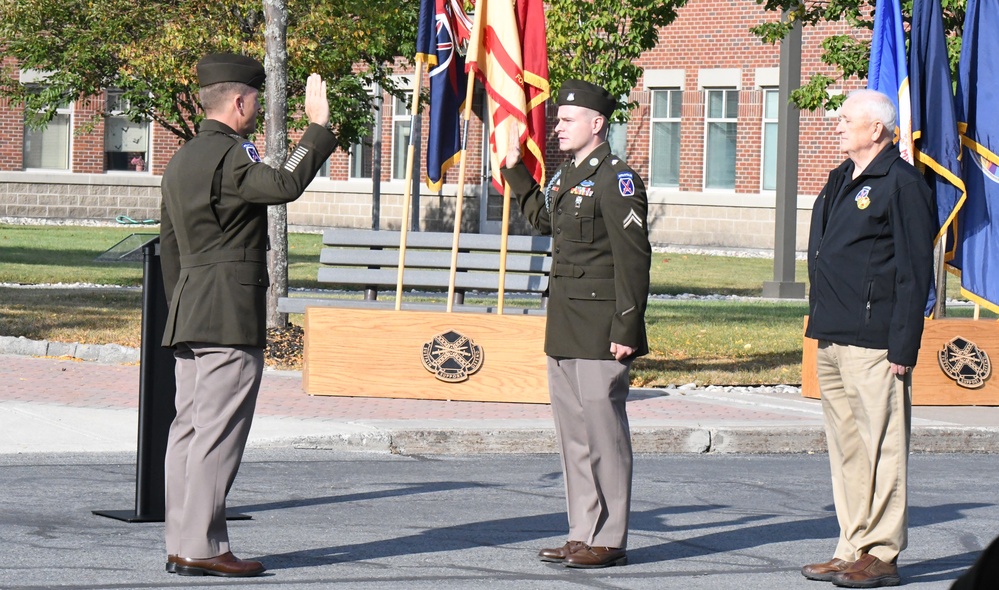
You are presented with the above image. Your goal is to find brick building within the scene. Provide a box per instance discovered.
[0,0,865,249]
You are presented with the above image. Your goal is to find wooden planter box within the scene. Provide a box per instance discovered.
[802,317,999,405]
[304,307,549,404]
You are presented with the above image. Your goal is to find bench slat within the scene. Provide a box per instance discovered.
[316,267,548,292]
[277,296,545,316]
[322,228,551,254]
[319,249,551,273]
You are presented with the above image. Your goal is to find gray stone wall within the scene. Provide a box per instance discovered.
[0,172,162,222]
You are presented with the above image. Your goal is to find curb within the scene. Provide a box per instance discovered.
[0,336,139,364]
[264,425,999,455]
[4,338,999,456]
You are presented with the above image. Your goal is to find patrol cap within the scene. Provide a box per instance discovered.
[196,53,266,89]
[556,79,617,118]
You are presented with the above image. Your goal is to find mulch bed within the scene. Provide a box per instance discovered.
[265,325,304,370]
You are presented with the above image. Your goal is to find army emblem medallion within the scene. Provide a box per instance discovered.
[422,330,485,383]
[938,336,992,389]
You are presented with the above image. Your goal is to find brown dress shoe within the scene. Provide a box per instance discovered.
[173,551,266,577]
[538,541,587,563]
[831,553,900,588]
[166,554,179,573]
[802,557,854,581]
[563,545,628,569]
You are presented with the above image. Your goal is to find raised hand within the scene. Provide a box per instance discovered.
[304,73,330,129]
[505,120,522,168]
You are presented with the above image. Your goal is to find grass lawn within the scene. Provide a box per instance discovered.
[636,299,808,386]
[0,224,811,294]
[0,224,322,287]
[0,223,988,385]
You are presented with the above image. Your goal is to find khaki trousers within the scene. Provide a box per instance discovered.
[547,356,633,549]
[164,343,263,559]
[816,341,911,564]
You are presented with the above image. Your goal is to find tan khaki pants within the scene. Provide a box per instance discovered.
[164,343,263,559]
[547,356,633,549]
[817,341,911,563]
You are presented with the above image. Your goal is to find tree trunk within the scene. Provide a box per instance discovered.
[264,0,289,329]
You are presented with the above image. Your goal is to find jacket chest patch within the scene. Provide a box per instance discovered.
[569,185,593,198]
[855,186,872,210]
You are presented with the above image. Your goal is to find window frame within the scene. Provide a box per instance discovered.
[649,88,683,188]
[702,88,739,191]
[390,92,412,180]
[760,87,780,192]
[104,89,152,174]
[22,89,73,172]
[349,131,375,179]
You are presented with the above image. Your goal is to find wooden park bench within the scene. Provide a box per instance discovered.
[277,228,552,314]
[278,228,553,404]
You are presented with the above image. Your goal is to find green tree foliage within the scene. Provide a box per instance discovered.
[545,0,688,120]
[751,0,966,111]
[0,0,418,145]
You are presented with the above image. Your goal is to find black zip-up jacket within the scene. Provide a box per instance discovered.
[806,144,936,367]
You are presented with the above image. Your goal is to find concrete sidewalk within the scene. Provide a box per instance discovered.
[2,352,998,456]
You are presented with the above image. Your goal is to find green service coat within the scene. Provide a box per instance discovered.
[160,120,337,348]
[501,142,652,360]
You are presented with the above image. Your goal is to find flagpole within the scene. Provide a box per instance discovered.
[498,180,512,314]
[395,60,425,311]
[933,237,947,318]
[446,73,478,313]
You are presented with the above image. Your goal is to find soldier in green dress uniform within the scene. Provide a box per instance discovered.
[159,53,337,577]
[502,79,652,569]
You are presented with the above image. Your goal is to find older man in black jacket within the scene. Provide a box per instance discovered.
[802,89,935,588]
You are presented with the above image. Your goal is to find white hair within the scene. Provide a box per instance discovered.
[848,89,897,132]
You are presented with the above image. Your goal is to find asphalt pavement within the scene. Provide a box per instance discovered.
[1,349,998,589]
[2,450,996,589]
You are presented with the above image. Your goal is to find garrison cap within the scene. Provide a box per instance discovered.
[196,53,266,89]
[556,79,617,118]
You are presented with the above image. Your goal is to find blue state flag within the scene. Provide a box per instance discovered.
[911,0,965,258]
[867,0,913,163]
[954,0,999,313]
[416,0,469,192]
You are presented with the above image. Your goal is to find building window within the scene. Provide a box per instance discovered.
[761,88,779,191]
[350,120,375,179]
[104,90,151,172]
[704,88,738,190]
[607,121,628,159]
[23,95,71,170]
[318,158,331,178]
[391,93,411,180]
[319,87,376,180]
[650,88,682,187]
